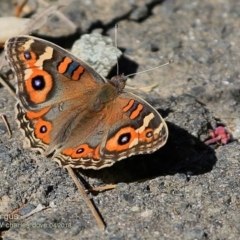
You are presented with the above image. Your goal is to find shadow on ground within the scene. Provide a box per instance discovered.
[77,121,217,185]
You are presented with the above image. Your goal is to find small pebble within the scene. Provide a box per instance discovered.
[140,209,153,218]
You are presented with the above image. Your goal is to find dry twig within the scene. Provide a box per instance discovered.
[66,166,106,230]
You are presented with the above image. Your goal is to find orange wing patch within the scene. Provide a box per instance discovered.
[62,144,101,161]
[123,99,134,112]
[72,66,85,80]
[19,51,37,68]
[25,69,53,104]
[106,126,156,152]
[130,104,143,119]
[26,107,51,119]
[106,127,138,151]
[58,57,72,74]
[34,118,52,144]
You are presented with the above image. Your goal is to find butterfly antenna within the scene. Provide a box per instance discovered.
[114,24,119,75]
[125,60,174,78]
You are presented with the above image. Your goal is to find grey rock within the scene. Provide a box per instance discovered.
[71,33,122,77]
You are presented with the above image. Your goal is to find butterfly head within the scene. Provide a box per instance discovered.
[109,74,127,93]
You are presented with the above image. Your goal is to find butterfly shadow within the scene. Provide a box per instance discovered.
[75,121,217,187]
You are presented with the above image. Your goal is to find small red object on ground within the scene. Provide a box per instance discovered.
[204,126,231,145]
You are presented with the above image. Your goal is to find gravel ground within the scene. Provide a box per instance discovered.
[0,0,240,239]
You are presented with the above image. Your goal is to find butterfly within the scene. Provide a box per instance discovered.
[4,35,168,170]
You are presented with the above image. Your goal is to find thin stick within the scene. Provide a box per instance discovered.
[14,0,28,17]
[38,0,77,31]
[1,114,12,138]
[0,76,17,99]
[66,166,106,230]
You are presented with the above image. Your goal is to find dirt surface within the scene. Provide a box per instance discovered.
[0,0,240,239]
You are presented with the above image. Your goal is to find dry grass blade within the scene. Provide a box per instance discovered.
[66,166,106,230]
[18,204,47,220]
[126,83,159,93]
[86,184,117,193]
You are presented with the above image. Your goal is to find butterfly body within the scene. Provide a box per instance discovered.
[5,35,168,169]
